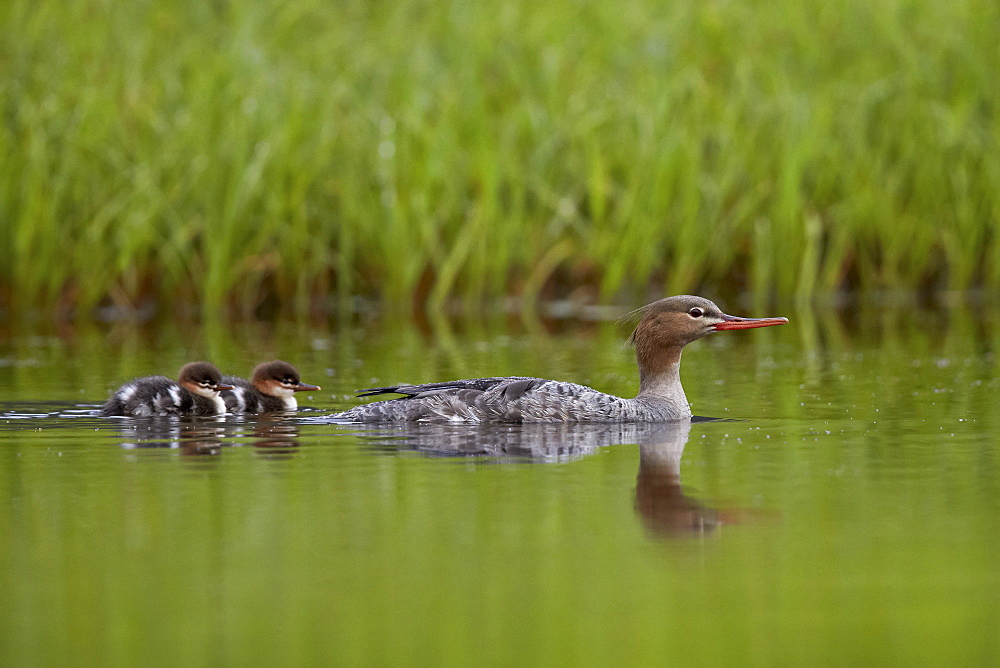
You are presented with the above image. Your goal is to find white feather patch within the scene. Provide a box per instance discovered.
[230,387,246,411]
[117,384,137,402]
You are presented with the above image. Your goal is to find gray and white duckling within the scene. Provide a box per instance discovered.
[101,361,235,417]
[330,295,788,423]
[221,360,321,413]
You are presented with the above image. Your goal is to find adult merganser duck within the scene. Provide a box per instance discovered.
[101,362,235,417]
[330,295,787,423]
[221,360,321,413]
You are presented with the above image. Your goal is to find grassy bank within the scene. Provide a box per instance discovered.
[1,0,998,317]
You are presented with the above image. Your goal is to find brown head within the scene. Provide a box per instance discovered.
[178,361,235,398]
[629,295,788,348]
[628,296,788,395]
[250,360,321,398]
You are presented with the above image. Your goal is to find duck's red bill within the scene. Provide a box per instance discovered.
[713,316,789,331]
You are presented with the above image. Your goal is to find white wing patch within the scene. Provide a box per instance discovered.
[230,387,247,411]
[117,384,137,403]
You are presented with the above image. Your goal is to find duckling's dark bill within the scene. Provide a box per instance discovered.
[293,383,321,392]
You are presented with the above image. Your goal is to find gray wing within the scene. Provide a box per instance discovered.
[339,377,629,422]
[356,377,534,398]
[476,378,630,422]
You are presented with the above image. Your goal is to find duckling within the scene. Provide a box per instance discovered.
[101,361,235,417]
[221,360,321,413]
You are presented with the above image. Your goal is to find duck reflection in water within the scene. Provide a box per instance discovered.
[340,419,754,537]
[247,415,301,457]
[115,418,226,456]
[111,416,302,457]
[633,420,721,536]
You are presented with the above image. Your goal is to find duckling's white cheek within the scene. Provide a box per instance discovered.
[275,386,296,399]
[190,384,223,399]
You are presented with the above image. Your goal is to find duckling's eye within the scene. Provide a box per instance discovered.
[688,307,704,318]
[284,377,296,385]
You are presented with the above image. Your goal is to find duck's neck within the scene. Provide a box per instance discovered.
[635,344,688,408]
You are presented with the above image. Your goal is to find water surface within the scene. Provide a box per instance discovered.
[1,305,998,665]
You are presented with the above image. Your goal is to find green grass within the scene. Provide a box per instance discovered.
[1,0,998,317]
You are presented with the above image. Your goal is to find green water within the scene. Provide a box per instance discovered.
[1,304,998,665]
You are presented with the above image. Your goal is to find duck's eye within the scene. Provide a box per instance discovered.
[688,307,704,318]
[284,378,296,385]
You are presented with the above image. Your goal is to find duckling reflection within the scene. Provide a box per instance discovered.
[248,415,301,457]
[338,419,740,537]
[114,417,225,456]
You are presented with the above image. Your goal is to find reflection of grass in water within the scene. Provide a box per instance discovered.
[2,0,998,316]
